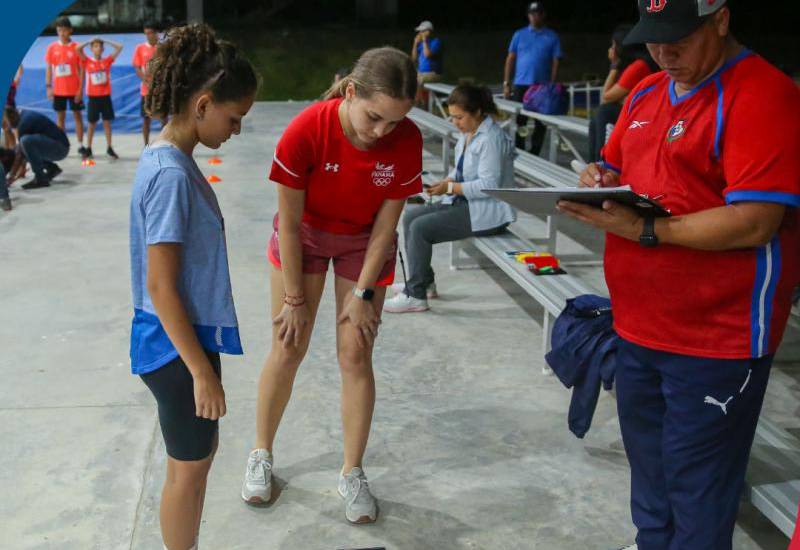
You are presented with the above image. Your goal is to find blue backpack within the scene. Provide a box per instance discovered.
[522,83,567,115]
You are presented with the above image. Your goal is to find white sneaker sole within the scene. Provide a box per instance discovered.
[337,486,378,524]
[241,482,271,505]
[383,304,429,313]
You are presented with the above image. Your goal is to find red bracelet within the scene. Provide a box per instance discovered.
[284,294,305,307]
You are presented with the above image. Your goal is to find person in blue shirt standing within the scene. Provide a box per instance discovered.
[503,1,562,154]
[411,20,443,107]
[129,23,257,550]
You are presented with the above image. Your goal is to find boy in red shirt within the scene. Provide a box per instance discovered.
[78,37,123,160]
[45,17,86,157]
[132,22,160,145]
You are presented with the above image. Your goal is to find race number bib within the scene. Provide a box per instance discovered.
[54,64,72,78]
[90,71,108,86]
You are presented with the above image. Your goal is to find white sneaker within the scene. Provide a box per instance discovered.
[383,292,429,313]
[391,282,438,299]
[338,467,378,524]
[241,448,272,505]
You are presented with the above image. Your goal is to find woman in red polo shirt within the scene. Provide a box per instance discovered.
[587,24,658,162]
[241,47,422,524]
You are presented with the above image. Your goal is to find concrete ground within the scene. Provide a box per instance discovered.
[1,102,797,550]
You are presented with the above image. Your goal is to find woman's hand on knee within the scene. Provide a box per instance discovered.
[273,302,311,349]
[337,297,380,349]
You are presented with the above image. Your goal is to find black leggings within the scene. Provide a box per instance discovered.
[588,102,622,162]
[141,351,221,461]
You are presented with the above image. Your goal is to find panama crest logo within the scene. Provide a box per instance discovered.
[372,162,395,187]
[666,120,687,142]
[646,0,668,13]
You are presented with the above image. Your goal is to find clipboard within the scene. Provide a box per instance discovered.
[483,186,671,217]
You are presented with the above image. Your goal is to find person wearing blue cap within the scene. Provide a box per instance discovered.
[503,1,562,154]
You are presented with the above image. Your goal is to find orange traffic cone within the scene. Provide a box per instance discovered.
[208,156,222,165]
[207,174,222,183]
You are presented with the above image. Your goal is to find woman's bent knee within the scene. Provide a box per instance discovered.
[337,345,372,375]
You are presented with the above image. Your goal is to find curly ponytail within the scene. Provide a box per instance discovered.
[145,23,259,119]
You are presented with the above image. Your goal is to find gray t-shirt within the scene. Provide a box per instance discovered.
[129,144,242,375]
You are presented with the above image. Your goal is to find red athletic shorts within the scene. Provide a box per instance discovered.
[267,214,396,286]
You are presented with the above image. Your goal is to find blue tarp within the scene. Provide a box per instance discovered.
[14,33,161,134]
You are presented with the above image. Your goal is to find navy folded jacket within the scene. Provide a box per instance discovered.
[545,294,619,438]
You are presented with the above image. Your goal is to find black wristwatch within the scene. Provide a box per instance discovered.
[639,216,659,248]
[353,287,375,301]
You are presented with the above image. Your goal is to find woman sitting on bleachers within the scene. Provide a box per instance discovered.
[587,24,658,162]
[384,84,516,313]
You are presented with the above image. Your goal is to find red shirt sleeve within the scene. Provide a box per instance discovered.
[387,121,423,199]
[45,44,54,65]
[132,46,142,67]
[617,60,653,92]
[722,69,800,206]
[269,108,316,190]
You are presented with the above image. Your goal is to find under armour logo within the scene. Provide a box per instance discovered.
[629,120,650,129]
[704,395,733,415]
[325,163,339,172]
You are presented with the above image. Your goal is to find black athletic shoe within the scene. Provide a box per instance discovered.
[1,198,11,211]
[78,145,88,158]
[107,147,119,160]
[44,164,63,180]
[21,178,51,190]
[84,147,94,159]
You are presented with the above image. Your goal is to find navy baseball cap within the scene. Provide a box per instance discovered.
[528,2,545,13]
[624,0,727,45]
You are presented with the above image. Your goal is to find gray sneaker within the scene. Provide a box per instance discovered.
[241,449,272,504]
[337,467,378,524]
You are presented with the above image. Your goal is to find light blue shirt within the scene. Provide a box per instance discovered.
[129,145,242,375]
[448,116,517,232]
[508,26,562,86]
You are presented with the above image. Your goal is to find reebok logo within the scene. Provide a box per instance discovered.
[325,163,339,172]
[629,120,650,129]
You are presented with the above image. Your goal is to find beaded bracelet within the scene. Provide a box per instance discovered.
[284,293,306,307]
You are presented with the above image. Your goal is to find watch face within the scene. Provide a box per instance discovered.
[362,288,375,301]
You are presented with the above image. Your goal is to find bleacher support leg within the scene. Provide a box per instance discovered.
[542,310,553,375]
[545,215,559,253]
[450,241,460,270]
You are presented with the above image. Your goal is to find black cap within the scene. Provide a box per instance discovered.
[528,2,545,13]
[624,0,726,45]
